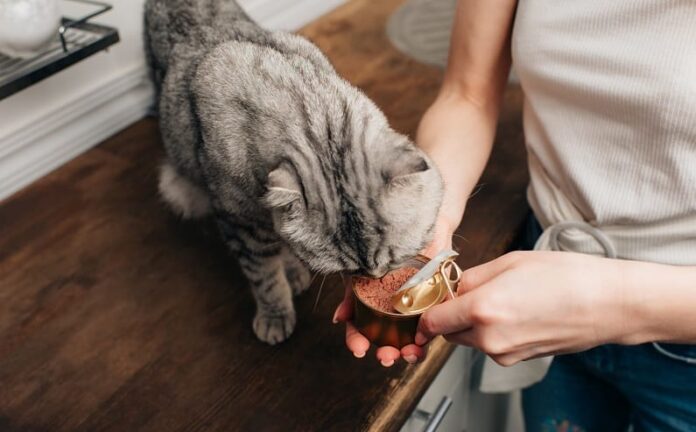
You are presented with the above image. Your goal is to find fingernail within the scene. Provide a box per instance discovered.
[380,358,395,367]
[404,355,418,364]
[415,332,428,346]
[332,309,339,324]
[353,351,366,359]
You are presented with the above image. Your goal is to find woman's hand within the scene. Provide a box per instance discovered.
[333,279,426,366]
[333,214,455,367]
[416,251,631,366]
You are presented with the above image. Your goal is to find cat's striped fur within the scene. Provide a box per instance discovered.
[145,0,443,344]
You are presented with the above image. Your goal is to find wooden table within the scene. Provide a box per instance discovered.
[0,1,529,430]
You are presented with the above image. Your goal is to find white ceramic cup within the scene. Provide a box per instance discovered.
[0,0,61,58]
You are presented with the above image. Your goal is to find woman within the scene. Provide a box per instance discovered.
[333,0,696,430]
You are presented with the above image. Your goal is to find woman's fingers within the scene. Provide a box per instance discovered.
[345,322,370,358]
[338,277,403,365]
[442,328,477,346]
[338,277,370,358]
[346,323,417,366]
[376,346,401,367]
[420,216,453,258]
[457,252,518,295]
[400,343,426,364]
[416,295,473,343]
[333,275,354,323]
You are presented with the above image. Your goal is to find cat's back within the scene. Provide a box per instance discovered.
[146,0,254,55]
[192,39,344,182]
[150,0,264,182]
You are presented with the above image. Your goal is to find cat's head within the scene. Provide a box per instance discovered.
[263,125,443,277]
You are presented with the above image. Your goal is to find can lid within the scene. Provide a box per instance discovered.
[391,249,462,314]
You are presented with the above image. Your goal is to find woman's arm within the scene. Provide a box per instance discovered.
[334,0,519,366]
[417,0,517,255]
[416,251,696,366]
[621,259,696,345]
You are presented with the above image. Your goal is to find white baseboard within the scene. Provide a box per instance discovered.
[0,66,154,201]
[0,0,345,202]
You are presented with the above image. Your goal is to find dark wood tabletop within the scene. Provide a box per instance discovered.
[0,1,529,431]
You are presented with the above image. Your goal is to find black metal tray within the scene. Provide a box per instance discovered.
[0,2,119,100]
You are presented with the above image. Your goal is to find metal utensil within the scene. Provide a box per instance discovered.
[391,249,462,314]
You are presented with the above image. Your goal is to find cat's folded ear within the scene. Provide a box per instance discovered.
[263,163,305,209]
[385,151,432,187]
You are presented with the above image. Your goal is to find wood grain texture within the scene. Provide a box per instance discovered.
[0,0,528,431]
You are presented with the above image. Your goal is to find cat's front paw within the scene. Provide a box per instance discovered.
[282,253,312,296]
[287,265,312,296]
[253,310,296,345]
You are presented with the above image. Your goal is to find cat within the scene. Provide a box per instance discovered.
[144,0,443,344]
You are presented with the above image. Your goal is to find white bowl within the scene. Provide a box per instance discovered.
[0,0,61,58]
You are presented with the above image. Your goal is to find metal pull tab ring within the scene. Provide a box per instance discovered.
[439,258,461,299]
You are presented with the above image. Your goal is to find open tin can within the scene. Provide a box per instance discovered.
[351,254,461,348]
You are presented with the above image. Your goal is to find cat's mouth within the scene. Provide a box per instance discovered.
[359,268,391,279]
[358,261,412,279]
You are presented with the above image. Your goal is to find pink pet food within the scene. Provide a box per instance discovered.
[353,267,419,313]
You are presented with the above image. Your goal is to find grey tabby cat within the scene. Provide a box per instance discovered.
[144,0,443,344]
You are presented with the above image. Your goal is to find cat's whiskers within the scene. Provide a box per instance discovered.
[312,274,328,313]
[308,271,320,287]
[452,232,470,244]
[468,183,486,200]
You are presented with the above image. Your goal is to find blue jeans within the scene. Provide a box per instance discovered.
[519,213,696,432]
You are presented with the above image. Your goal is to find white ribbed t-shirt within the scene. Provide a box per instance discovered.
[512,0,696,265]
[479,0,696,393]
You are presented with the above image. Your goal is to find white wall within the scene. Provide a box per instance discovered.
[0,0,150,136]
[0,0,152,200]
[0,0,344,201]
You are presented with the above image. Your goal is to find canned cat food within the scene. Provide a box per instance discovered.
[351,255,450,348]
